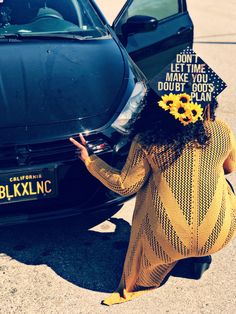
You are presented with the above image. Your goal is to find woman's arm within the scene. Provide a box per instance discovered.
[223,128,236,174]
[70,135,150,196]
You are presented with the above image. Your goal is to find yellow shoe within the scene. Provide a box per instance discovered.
[101,291,129,306]
[101,288,150,306]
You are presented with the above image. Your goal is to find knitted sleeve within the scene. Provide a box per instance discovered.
[84,136,150,196]
[223,126,236,173]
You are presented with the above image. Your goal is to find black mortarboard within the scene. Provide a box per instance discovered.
[150,47,227,108]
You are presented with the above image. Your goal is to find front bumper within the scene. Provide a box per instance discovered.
[0,136,132,226]
[0,192,132,227]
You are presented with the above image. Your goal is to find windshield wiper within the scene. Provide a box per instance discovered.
[0,33,22,39]
[0,32,93,40]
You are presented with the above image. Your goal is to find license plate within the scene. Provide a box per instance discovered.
[0,168,57,204]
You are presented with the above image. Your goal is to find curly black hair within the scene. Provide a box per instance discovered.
[129,88,218,171]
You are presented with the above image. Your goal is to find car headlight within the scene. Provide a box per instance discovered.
[111,82,147,134]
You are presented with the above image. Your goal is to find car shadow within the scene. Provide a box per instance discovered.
[0,215,210,293]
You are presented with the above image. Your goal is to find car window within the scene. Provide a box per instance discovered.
[0,0,107,38]
[126,0,179,21]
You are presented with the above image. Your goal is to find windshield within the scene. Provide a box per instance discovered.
[0,0,107,38]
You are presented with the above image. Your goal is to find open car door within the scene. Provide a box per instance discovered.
[113,0,194,80]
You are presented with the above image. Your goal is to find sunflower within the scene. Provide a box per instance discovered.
[158,93,178,111]
[190,103,204,122]
[177,93,192,104]
[169,101,191,120]
[179,116,193,126]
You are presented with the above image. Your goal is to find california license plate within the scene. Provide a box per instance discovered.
[0,168,57,204]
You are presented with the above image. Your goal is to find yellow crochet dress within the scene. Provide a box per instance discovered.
[84,119,236,305]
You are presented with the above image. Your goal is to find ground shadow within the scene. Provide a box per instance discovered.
[0,216,131,293]
[0,215,212,293]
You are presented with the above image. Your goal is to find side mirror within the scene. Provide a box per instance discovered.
[122,15,158,37]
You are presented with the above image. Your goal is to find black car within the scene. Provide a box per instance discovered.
[0,0,193,226]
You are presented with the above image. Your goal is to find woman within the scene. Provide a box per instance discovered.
[70,89,236,306]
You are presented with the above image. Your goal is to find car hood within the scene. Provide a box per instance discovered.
[0,38,130,144]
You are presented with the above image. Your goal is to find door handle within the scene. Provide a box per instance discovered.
[177,27,191,35]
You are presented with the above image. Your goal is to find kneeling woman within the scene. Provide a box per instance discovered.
[70,89,236,306]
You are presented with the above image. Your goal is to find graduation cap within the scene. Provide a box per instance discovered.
[150,47,227,108]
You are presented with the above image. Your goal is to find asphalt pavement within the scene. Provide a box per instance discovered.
[0,1,235,313]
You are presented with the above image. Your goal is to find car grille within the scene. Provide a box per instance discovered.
[0,137,112,169]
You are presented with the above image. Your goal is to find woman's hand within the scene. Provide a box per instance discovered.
[69,133,89,163]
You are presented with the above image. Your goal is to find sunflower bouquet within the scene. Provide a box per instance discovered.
[158,93,204,126]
